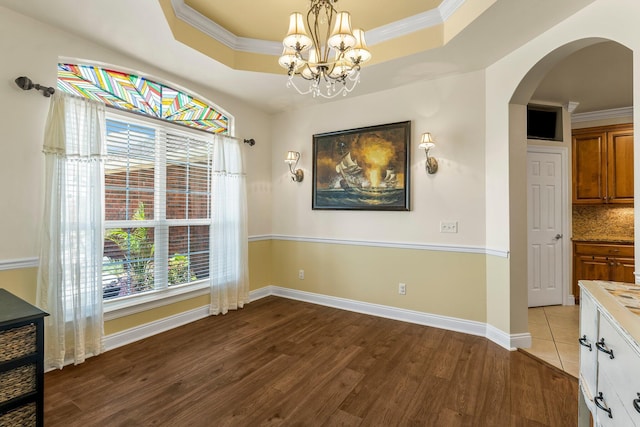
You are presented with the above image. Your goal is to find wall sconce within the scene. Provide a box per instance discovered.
[285,151,304,182]
[418,132,438,174]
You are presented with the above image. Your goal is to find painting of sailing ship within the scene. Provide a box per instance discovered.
[312,121,410,210]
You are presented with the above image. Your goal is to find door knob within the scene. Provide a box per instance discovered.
[553,234,563,241]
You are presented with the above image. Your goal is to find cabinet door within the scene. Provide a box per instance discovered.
[575,255,611,299]
[610,257,635,283]
[607,128,634,204]
[579,290,598,402]
[572,131,606,204]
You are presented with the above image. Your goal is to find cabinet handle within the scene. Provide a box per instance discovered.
[634,393,640,414]
[595,392,613,419]
[596,338,615,359]
[578,335,592,351]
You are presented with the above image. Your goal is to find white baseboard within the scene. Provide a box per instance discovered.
[256,285,529,351]
[248,286,272,302]
[103,287,272,351]
[486,324,532,350]
[103,305,210,351]
[102,286,531,353]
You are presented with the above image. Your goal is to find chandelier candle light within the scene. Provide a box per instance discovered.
[279,0,371,98]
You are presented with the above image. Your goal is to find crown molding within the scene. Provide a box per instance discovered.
[170,0,467,56]
[170,0,282,56]
[365,8,443,46]
[439,0,467,21]
[571,106,633,123]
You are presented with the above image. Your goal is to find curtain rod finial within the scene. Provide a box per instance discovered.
[15,76,55,97]
[243,138,255,147]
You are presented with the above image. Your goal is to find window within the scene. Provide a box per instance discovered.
[57,63,238,303]
[57,63,230,134]
[102,114,214,299]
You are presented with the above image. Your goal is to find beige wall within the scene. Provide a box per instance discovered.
[269,70,489,324]
[0,267,38,303]
[271,240,486,322]
[270,71,487,247]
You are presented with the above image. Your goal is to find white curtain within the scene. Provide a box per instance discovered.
[209,135,250,315]
[36,92,106,370]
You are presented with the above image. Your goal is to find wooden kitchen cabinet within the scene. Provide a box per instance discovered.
[573,241,635,303]
[572,124,634,204]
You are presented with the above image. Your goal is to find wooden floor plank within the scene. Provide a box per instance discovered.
[44,296,578,426]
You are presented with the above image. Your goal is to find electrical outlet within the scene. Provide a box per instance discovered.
[398,283,406,295]
[298,269,304,280]
[440,221,458,233]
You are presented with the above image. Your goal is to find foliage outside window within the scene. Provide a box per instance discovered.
[102,115,213,299]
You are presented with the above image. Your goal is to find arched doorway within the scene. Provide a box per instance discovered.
[509,37,634,344]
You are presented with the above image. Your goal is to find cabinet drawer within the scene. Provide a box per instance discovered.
[0,323,36,363]
[0,401,37,426]
[597,313,640,422]
[574,243,634,257]
[595,371,636,426]
[0,363,36,404]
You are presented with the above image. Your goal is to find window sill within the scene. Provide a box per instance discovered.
[103,281,210,321]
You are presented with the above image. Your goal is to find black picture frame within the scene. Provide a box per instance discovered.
[312,121,411,211]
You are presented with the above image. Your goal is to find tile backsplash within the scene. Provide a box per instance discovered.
[573,205,634,242]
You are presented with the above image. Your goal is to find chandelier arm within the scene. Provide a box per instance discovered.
[322,2,334,63]
[295,67,320,81]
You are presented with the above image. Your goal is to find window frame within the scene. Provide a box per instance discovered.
[103,109,224,320]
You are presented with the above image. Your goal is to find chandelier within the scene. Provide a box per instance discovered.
[278,0,371,99]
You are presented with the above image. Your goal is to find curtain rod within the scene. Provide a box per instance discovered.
[14,75,256,147]
[15,76,55,97]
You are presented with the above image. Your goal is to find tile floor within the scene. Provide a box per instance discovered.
[522,305,580,377]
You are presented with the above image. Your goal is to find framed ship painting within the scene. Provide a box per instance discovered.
[312,121,410,211]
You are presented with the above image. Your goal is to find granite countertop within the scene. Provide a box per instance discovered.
[572,236,634,244]
[599,281,640,316]
[580,280,640,349]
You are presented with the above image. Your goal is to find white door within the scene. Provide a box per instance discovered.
[527,149,564,307]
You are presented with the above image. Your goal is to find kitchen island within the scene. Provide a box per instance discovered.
[578,280,640,426]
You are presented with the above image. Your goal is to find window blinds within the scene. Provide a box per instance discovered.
[102,114,213,299]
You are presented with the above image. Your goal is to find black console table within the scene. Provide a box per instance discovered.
[0,289,48,426]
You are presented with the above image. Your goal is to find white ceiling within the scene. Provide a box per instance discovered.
[0,0,631,114]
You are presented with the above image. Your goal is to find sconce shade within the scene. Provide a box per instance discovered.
[285,150,299,164]
[328,12,356,51]
[419,132,435,150]
[345,29,371,64]
[419,132,438,174]
[285,151,304,182]
[301,48,319,79]
[283,13,312,51]
[278,47,302,71]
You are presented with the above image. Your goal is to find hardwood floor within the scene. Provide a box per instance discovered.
[44,297,578,426]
